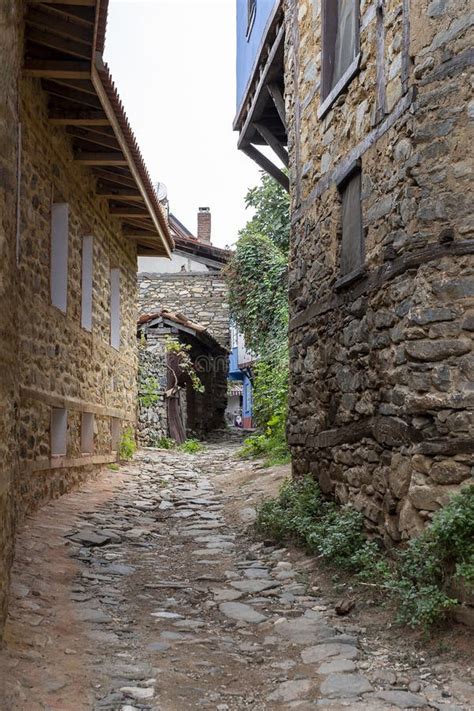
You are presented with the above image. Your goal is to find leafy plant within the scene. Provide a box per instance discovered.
[108,463,120,471]
[178,438,203,454]
[241,171,290,254]
[165,337,204,394]
[256,479,474,630]
[138,376,160,408]
[155,436,176,450]
[119,427,136,461]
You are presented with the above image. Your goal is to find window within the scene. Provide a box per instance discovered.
[110,417,121,452]
[81,235,93,331]
[81,412,94,454]
[50,202,69,312]
[110,268,121,349]
[336,163,364,283]
[51,408,67,456]
[320,0,360,115]
[246,0,256,38]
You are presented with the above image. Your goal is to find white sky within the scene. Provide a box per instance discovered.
[104,0,262,249]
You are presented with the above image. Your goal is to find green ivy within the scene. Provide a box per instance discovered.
[138,376,160,408]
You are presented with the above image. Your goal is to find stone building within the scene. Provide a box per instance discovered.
[138,210,231,443]
[0,0,172,635]
[235,0,473,541]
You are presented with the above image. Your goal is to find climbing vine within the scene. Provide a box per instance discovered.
[165,337,204,394]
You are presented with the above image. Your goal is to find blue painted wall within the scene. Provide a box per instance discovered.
[236,0,279,112]
[229,346,244,380]
[242,373,253,421]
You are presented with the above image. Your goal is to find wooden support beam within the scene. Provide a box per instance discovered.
[67,126,120,150]
[42,80,102,109]
[267,82,286,129]
[23,60,90,79]
[26,6,92,43]
[27,1,95,5]
[49,111,109,125]
[74,152,127,165]
[26,26,91,60]
[96,186,143,200]
[109,206,149,217]
[241,144,289,192]
[253,122,289,167]
[92,168,137,188]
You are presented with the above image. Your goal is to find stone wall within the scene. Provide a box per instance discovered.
[0,0,22,639]
[138,273,230,349]
[15,75,139,517]
[285,0,473,542]
[137,334,168,446]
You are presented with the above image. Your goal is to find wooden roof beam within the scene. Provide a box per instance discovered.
[23,60,90,79]
[109,206,150,217]
[253,122,289,167]
[26,26,91,60]
[49,111,109,125]
[43,80,102,109]
[26,6,92,43]
[241,144,289,192]
[74,152,127,165]
[27,1,96,5]
[267,82,287,130]
[67,126,120,150]
[96,186,143,200]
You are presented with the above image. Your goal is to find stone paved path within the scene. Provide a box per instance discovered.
[1,443,473,710]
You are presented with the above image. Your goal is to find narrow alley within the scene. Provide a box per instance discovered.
[2,442,472,711]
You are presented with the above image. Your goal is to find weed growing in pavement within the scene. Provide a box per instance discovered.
[178,438,203,454]
[108,463,120,471]
[256,477,474,630]
[155,436,176,450]
[119,427,136,461]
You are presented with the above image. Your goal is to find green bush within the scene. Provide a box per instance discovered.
[119,427,136,461]
[256,479,474,630]
[155,436,176,450]
[178,438,203,454]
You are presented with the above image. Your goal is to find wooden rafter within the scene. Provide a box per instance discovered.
[27,1,96,5]
[253,122,289,167]
[67,126,120,151]
[26,26,91,59]
[96,185,143,200]
[74,151,127,165]
[49,111,108,125]
[23,60,90,79]
[43,81,102,109]
[241,144,289,192]
[26,6,92,43]
[267,82,287,129]
[92,168,137,188]
[109,206,150,217]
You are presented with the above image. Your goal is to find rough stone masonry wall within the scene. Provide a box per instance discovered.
[137,333,168,446]
[16,76,138,517]
[138,273,230,349]
[0,0,22,638]
[285,0,473,542]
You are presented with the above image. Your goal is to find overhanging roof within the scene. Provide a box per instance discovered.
[23,0,173,257]
[138,310,228,355]
[169,214,231,266]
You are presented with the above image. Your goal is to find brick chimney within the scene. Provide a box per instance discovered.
[197,207,211,244]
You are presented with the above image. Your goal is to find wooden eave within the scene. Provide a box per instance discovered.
[23,0,173,257]
[233,3,288,191]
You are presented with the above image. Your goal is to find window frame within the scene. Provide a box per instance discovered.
[319,0,361,119]
[110,267,121,350]
[51,407,67,457]
[110,417,121,452]
[334,159,366,291]
[81,235,93,331]
[50,202,69,313]
[81,412,95,454]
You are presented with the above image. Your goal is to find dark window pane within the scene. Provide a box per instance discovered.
[341,170,363,275]
[333,0,358,88]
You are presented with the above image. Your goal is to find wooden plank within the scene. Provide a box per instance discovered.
[23,60,90,78]
[49,111,109,125]
[241,144,289,191]
[27,0,95,6]
[26,26,91,60]
[253,122,289,167]
[96,186,143,200]
[92,168,137,188]
[267,82,286,129]
[109,206,150,217]
[74,152,127,165]
[42,80,102,108]
[67,126,120,150]
[26,7,92,44]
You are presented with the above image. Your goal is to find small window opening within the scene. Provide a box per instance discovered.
[81,412,94,454]
[51,408,67,456]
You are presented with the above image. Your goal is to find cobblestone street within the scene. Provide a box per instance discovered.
[1,443,473,710]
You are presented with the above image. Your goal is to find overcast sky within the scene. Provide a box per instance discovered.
[104,0,262,249]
